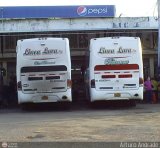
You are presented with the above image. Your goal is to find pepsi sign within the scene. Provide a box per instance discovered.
[77,6,111,17]
[0,5,116,19]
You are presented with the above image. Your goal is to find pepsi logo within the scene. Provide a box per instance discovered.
[77,6,87,16]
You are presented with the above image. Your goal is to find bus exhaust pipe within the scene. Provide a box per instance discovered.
[62,96,68,100]
[134,94,139,97]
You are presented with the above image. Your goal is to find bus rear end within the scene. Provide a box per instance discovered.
[17,65,72,103]
[90,64,143,102]
[88,37,143,103]
[16,38,72,105]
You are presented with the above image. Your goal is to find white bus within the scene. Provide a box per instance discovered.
[85,37,143,105]
[16,37,72,106]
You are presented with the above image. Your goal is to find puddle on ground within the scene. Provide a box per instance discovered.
[27,134,45,139]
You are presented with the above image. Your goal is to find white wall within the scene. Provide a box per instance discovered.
[0,17,158,33]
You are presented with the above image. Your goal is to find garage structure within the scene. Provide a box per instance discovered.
[0,6,158,101]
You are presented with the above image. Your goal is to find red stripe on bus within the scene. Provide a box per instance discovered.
[94,64,139,71]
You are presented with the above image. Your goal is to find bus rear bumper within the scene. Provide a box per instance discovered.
[90,88,143,102]
[17,91,72,104]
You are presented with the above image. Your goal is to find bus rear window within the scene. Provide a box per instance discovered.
[21,65,67,73]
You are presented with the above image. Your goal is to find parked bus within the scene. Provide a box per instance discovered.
[85,37,143,105]
[16,37,72,107]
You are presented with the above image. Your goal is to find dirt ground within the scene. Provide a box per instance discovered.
[0,102,160,144]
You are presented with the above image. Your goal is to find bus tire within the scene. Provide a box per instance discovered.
[20,103,32,110]
[85,87,91,103]
[61,102,71,110]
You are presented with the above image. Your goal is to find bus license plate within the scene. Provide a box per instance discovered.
[42,96,48,100]
[114,93,121,97]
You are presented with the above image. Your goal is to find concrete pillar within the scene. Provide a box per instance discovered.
[158,0,160,78]
[150,57,154,78]
[2,61,8,85]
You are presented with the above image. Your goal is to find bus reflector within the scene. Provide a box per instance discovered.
[67,79,72,88]
[17,81,22,90]
[118,74,132,78]
[91,79,95,88]
[102,75,115,78]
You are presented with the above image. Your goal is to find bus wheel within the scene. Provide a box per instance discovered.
[85,87,91,103]
[20,103,32,110]
[61,102,71,110]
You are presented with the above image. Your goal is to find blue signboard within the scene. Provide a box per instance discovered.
[0,5,116,19]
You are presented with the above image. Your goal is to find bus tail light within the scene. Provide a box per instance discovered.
[17,81,22,90]
[118,74,132,78]
[102,75,115,79]
[91,79,95,88]
[139,77,144,86]
[67,79,72,88]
